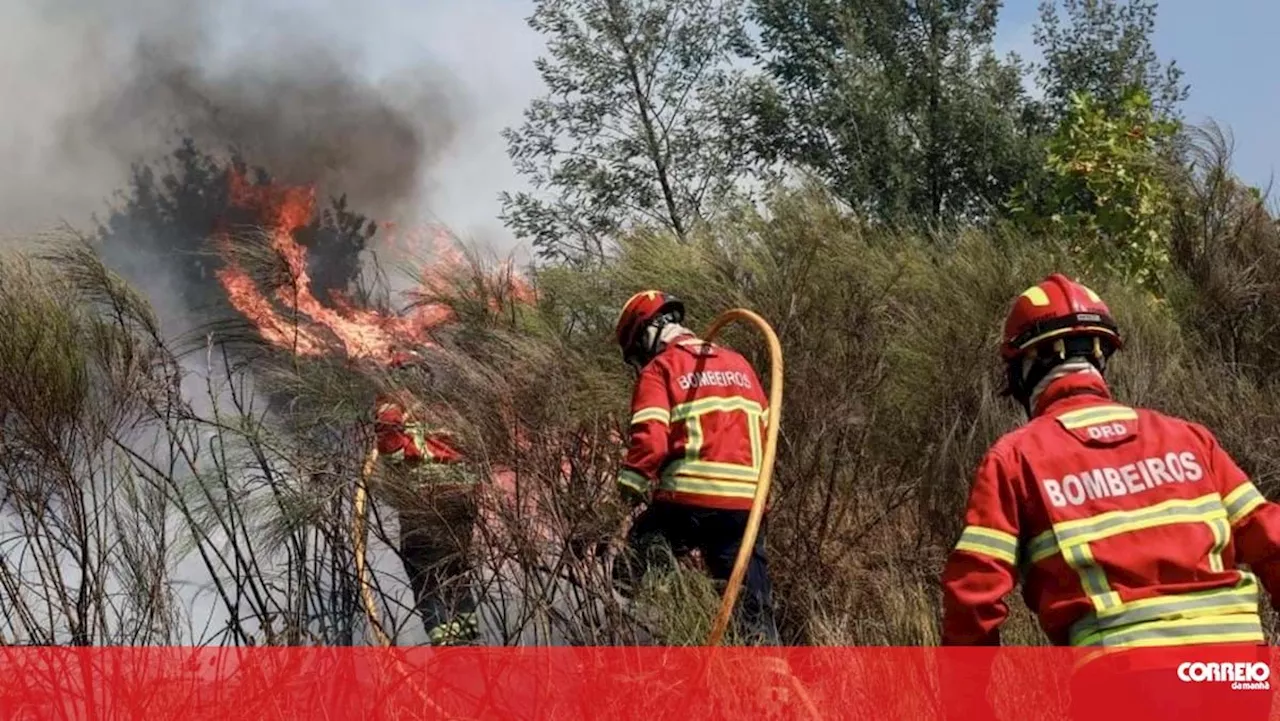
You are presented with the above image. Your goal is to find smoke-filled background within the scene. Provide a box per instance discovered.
[0,0,543,280]
[0,0,574,648]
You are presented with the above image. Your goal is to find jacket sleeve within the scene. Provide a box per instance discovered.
[1200,428,1280,605]
[941,447,1022,646]
[617,362,672,500]
[421,433,464,464]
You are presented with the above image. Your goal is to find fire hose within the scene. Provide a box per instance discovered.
[701,308,784,647]
[700,310,818,719]
[354,445,391,647]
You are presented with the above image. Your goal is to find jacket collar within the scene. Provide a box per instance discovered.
[1031,370,1114,419]
[660,332,705,352]
[639,333,705,372]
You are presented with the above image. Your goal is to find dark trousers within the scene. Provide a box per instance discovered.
[616,501,780,645]
[397,485,480,641]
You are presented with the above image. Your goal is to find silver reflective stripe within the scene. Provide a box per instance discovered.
[1027,532,1057,564]
[1224,483,1266,525]
[1069,573,1262,646]
[670,397,765,422]
[954,526,1018,566]
[1063,542,1120,611]
[631,407,671,425]
[658,475,757,499]
[1207,517,1230,572]
[1077,614,1263,648]
[618,469,648,494]
[1027,494,1226,563]
[663,458,760,481]
[1053,495,1225,547]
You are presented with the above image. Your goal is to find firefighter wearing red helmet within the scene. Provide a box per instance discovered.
[374,348,480,645]
[610,290,780,644]
[940,273,1280,717]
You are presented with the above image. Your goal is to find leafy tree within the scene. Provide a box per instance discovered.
[1033,0,1188,123]
[93,138,378,329]
[501,0,752,263]
[1009,88,1178,289]
[740,0,1037,222]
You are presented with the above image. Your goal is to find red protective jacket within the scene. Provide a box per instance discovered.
[617,334,769,511]
[374,391,463,466]
[941,371,1280,648]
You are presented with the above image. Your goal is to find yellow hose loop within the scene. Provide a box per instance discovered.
[701,308,784,648]
[700,309,818,720]
[354,445,392,647]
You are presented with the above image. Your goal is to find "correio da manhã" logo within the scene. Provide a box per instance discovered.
[1177,662,1271,691]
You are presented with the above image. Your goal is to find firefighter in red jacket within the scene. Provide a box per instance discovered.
[940,274,1280,715]
[610,290,781,645]
[374,350,480,645]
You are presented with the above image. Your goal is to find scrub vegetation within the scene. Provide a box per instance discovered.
[2,0,1279,647]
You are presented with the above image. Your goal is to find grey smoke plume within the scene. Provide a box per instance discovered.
[68,36,459,222]
[1,0,460,262]
[0,0,464,339]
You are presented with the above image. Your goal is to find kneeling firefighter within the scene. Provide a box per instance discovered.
[611,290,781,645]
[940,274,1280,718]
[374,350,481,645]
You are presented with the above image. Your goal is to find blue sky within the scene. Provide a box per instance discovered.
[3,0,1275,248]
[996,0,1280,191]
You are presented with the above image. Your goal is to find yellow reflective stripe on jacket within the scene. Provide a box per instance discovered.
[1207,516,1230,572]
[663,394,766,500]
[665,458,760,481]
[1027,532,1059,564]
[1056,404,1138,430]
[402,423,430,457]
[670,397,766,422]
[1073,613,1263,649]
[685,415,705,460]
[954,526,1018,566]
[748,414,763,473]
[1028,493,1227,561]
[658,474,757,500]
[1064,542,1121,612]
[618,469,649,495]
[661,460,760,500]
[630,407,671,426]
[1028,493,1231,617]
[1068,573,1261,646]
[1224,482,1266,525]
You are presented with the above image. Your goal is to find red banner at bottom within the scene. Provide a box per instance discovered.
[0,645,1274,720]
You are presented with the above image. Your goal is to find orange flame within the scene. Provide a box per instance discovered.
[213,170,529,364]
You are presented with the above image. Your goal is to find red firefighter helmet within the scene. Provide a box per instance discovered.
[1001,273,1123,362]
[615,290,685,365]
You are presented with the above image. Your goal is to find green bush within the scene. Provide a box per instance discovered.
[1010,88,1179,291]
